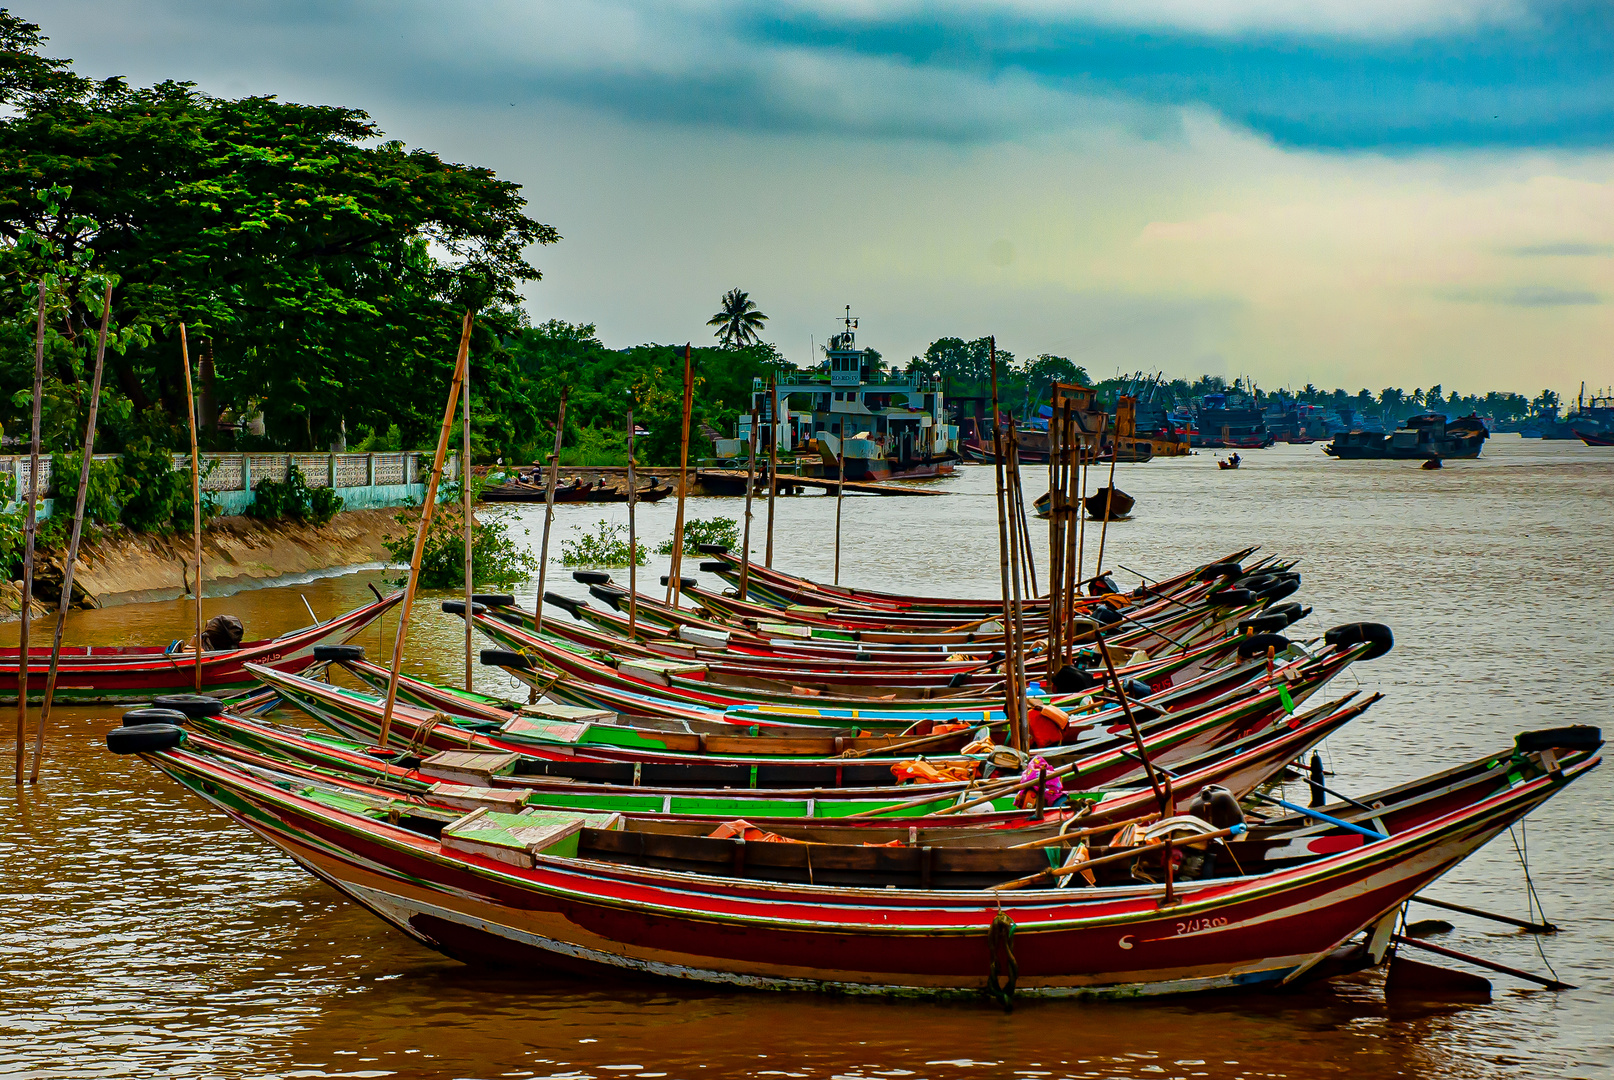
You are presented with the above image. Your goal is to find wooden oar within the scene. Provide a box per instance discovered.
[31,284,112,783]
[1006,811,1157,850]
[13,282,46,785]
[1392,934,1574,990]
[179,324,203,692]
[379,312,472,749]
[1097,639,1168,814]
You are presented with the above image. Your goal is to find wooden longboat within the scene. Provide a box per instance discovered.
[179,687,1375,824]
[249,653,1355,792]
[463,606,1289,717]
[168,709,1574,883]
[0,591,401,703]
[694,545,1259,614]
[125,722,1598,997]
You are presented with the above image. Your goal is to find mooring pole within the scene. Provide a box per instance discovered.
[379,312,472,749]
[666,345,694,606]
[533,388,567,637]
[13,283,46,784]
[178,324,203,693]
[462,349,474,691]
[32,285,112,783]
[626,403,638,637]
[739,403,759,600]
[765,379,779,568]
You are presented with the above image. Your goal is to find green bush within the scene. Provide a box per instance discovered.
[385,497,534,588]
[50,451,128,526]
[247,464,344,526]
[562,519,647,568]
[558,425,627,467]
[113,439,216,533]
[656,516,739,556]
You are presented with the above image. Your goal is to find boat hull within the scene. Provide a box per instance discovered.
[145,743,1596,998]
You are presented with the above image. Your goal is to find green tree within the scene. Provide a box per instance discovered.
[0,11,556,459]
[707,288,768,348]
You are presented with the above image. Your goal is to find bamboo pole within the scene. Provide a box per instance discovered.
[765,379,779,568]
[1004,430,1030,750]
[739,403,758,600]
[832,424,847,586]
[1060,405,1082,668]
[179,324,203,692]
[378,312,473,750]
[1093,411,1122,583]
[1045,392,1063,681]
[462,352,474,691]
[13,283,46,784]
[665,345,694,606]
[532,388,567,637]
[988,338,1022,751]
[31,284,112,783]
[626,404,638,637]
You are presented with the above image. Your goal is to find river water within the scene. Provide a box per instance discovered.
[2,435,1610,1080]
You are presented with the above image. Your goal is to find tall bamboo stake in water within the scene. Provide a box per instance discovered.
[1004,427,1031,751]
[625,404,638,637]
[765,379,779,567]
[462,352,474,691]
[178,324,203,692]
[739,403,759,600]
[832,426,847,586]
[379,312,473,750]
[13,283,46,784]
[1094,409,1122,584]
[987,337,1022,750]
[665,345,694,606]
[532,388,567,637]
[32,285,112,783]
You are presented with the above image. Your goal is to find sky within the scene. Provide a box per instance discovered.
[26,0,1614,397]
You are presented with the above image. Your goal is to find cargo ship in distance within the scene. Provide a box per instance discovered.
[1325,413,1489,460]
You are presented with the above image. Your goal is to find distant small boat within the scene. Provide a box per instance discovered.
[1085,486,1134,520]
[1033,491,1052,519]
[1217,458,1240,471]
[1574,429,1614,447]
[1422,458,1443,470]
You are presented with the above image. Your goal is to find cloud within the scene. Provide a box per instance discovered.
[778,0,1530,39]
[23,0,1614,151]
[1438,284,1604,306]
[1503,242,1614,256]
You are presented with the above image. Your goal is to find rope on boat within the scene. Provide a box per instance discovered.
[1510,822,1563,984]
[986,910,1019,1011]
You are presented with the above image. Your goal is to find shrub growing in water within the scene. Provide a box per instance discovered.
[656,516,739,556]
[384,481,534,587]
[561,519,647,568]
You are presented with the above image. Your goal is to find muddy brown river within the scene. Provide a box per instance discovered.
[3,436,1610,1079]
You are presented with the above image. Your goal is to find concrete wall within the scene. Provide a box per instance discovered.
[0,451,458,520]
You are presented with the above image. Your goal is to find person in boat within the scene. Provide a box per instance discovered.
[199,614,244,652]
[1229,452,1241,467]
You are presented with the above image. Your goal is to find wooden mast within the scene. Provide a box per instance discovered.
[13,283,46,784]
[178,324,203,692]
[1094,405,1122,586]
[378,312,473,749]
[462,348,474,691]
[532,388,567,637]
[665,345,694,606]
[32,285,112,783]
[739,403,758,600]
[765,379,779,567]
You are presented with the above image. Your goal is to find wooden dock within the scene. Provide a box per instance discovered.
[695,469,950,497]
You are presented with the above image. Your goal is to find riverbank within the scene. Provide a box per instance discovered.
[1,507,400,617]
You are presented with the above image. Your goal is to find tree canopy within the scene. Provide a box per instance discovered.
[0,11,555,456]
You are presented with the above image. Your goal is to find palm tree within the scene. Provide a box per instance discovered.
[707,289,768,348]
